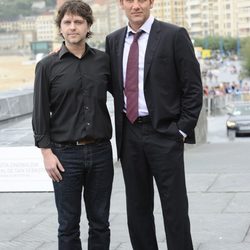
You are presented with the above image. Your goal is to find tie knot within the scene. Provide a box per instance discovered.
[130,30,143,42]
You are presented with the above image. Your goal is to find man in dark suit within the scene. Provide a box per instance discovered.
[105,0,203,249]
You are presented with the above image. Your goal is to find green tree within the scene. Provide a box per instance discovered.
[241,37,250,77]
[193,36,238,53]
[0,0,56,20]
[193,36,220,50]
[223,37,237,52]
[193,37,203,48]
[45,0,56,7]
[0,0,33,19]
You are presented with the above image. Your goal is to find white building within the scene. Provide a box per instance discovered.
[36,12,56,41]
[186,0,250,38]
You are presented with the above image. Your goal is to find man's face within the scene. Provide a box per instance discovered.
[120,0,154,30]
[60,13,90,46]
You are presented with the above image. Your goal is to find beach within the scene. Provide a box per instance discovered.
[0,56,35,91]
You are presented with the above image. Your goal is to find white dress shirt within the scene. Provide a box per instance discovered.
[123,15,154,117]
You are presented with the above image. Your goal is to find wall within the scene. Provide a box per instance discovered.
[0,89,33,121]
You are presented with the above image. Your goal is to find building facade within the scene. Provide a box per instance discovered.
[237,0,250,37]
[0,0,249,52]
[185,0,250,38]
[151,0,186,27]
[36,12,56,42]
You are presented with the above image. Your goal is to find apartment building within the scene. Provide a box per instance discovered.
[0,16,36,32]
[91,3,109,44]
[237,0,250,37]
[186,0,216,37]
[218,0,238,37]
[151,0,186,27]
[0,20,19,32]
[186,0,250,38]
[108,0,126,32]
[151,0,168,21]
[0,16,37,49]
[36,12,56,41]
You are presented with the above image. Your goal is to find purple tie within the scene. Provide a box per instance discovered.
[125,31,143,123]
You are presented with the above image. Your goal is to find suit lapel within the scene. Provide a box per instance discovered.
[144,20,161,82]
[115,28,127,92]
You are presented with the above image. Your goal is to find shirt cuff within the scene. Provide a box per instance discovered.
[179,130,187,138]
[34,134,51,148]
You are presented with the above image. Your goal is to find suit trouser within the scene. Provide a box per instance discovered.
[52,141,113,250]
[120,118,193,250]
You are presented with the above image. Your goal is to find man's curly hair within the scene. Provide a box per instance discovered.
[55,0,93,39]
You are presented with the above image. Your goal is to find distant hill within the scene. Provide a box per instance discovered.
[0,0,56,20]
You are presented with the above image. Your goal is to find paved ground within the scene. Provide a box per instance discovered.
[0,116,250,249]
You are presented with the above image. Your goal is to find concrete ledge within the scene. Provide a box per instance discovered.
[0,88,33,121]
[195,102,208,144]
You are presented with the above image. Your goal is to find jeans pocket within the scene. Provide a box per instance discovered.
[51,142,74,151]
[92,140,112,158]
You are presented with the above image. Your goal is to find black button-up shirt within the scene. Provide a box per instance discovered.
[32,43,112,148]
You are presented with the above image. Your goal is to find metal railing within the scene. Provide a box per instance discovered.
[204,92,250,116]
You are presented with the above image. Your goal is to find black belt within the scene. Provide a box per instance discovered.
[123,113,151,124]
[135,115,151,124]
[52,138,100,147]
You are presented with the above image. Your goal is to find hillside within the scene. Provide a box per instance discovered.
[0,0,56,20]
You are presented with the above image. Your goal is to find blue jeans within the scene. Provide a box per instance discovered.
[52,141,113,250]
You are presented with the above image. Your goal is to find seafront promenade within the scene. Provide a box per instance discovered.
[0,55,250,249]
[0,114,250,250]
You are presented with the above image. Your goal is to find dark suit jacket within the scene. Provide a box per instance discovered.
[105,19,203,158]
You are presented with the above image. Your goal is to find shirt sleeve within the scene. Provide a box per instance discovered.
[32,60,51,148]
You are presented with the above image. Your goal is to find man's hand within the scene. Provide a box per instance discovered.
[49,47,60,55]
[41,148,65,182]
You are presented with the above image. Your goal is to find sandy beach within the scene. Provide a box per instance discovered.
[0,56,36,91]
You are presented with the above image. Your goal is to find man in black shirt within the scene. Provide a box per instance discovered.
[32,1,113,249]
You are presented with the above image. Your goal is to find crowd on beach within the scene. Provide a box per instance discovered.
[203,81,250,97]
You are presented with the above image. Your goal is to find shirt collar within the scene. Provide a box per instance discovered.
[59,42,95,59]
[126,15,154,37]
